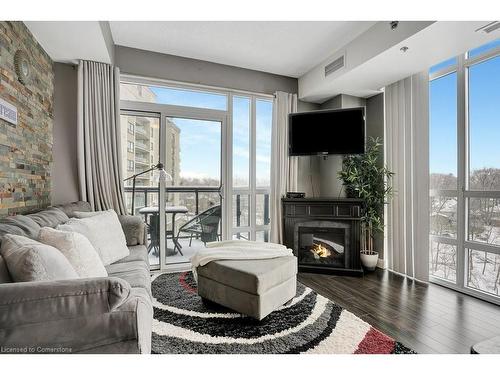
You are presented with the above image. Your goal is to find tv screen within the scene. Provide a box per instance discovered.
[289,108,365,156]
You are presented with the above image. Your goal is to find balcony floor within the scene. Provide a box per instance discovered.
[147,236,209,267]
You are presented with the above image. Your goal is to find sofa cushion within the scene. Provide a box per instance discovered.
[114,245,149,266]
[0,223,26,246]
[106,261,151,295]
[197,256,297,295]
[38,227,108,278]
[73,211,146,247]
[0,234,78,282]
[0,255,12,283]
[53,201,92,218]
[57,210,129,266]
[27,207,69,228]
[0,216,41,240]
[117,215,146,246]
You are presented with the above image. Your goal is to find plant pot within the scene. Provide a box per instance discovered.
[360,251,379,271]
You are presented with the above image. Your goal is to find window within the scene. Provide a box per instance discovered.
[429,57,457,74]
[233,96,250,189]
[127,121,134,134]
[127,160,134,171]
[231,96,272,242]
[120,82,227,110]
[255,99,272,189]
[468,38,500,59]
[429,41,500,301]
[120,78,272,271]
[468,55,500,190]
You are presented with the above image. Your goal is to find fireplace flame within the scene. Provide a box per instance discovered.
[310,243,331,258]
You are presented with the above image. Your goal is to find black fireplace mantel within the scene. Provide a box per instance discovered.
[282,197,363,276]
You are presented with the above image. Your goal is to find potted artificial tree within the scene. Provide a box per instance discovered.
[338,137,394,271]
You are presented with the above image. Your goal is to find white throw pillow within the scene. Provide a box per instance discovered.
[73,210,107,218]
[57,210,130,266]
[0,234,78,282]
[38,227,108,278]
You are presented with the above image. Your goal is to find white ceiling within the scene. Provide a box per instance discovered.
[25,21,500,103]
[299,21,500,101]
[109,21,376,77]
[24,21,113,64]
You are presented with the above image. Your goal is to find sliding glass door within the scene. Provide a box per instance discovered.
[120,78,273,271]
[161,115,224,267]
[429,39,500,303]
[120,81,227,271]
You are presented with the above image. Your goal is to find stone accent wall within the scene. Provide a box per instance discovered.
[0,21,54,216]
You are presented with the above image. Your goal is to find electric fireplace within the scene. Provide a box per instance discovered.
[283,198,363,276]
[297,223,350,270]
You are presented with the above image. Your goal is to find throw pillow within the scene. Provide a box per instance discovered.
[27,207,70,228]
[73,210,107,218]
[57,210,130,265]
[38,227,108,278]
[0,234,78,282]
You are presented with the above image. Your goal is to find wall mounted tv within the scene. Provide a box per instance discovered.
[288,107,365,156]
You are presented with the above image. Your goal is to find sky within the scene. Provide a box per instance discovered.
[429,39,500,178]
[150,86,272,186]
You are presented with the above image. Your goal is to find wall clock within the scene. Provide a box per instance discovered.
[14,50,31,85]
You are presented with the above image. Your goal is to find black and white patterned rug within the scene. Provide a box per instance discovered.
[151,272,416,354]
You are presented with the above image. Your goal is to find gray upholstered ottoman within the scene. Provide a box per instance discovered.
[197,256,297,320]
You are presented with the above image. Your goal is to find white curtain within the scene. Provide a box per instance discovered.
[385,71,429,281]
[270,91,298,244]
[77,60,127,215]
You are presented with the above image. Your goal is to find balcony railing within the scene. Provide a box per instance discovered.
[134,141,150,151]
[135,126,148,137]
[124,185,221,215]
[123,186,270,240]
[134,156,150,165]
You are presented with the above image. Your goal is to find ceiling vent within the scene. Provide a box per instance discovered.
[325,55,345,77]
[475,21,500,34]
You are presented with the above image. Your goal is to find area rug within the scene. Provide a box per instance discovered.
[151,272,416,354]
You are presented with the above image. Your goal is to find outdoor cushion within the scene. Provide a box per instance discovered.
[27,207,69,228]
[197,255,297,295]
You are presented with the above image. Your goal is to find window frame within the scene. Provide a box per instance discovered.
[230,94,273,242]
[429,41,500,304]
[119,75,274,272]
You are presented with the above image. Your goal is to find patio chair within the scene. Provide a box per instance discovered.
[176,205,221,247]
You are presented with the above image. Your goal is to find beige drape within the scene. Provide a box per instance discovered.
[385,72,429,281]
[77,60,127,214]
[270,91,298,244]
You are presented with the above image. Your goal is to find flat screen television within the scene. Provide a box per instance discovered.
[289,107,365,156]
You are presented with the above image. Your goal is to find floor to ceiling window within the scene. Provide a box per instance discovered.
[231,96,272,242]
[119,77,272,270]
[429,39,500,303]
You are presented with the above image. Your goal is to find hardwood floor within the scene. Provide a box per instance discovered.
[298,269,500,354]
